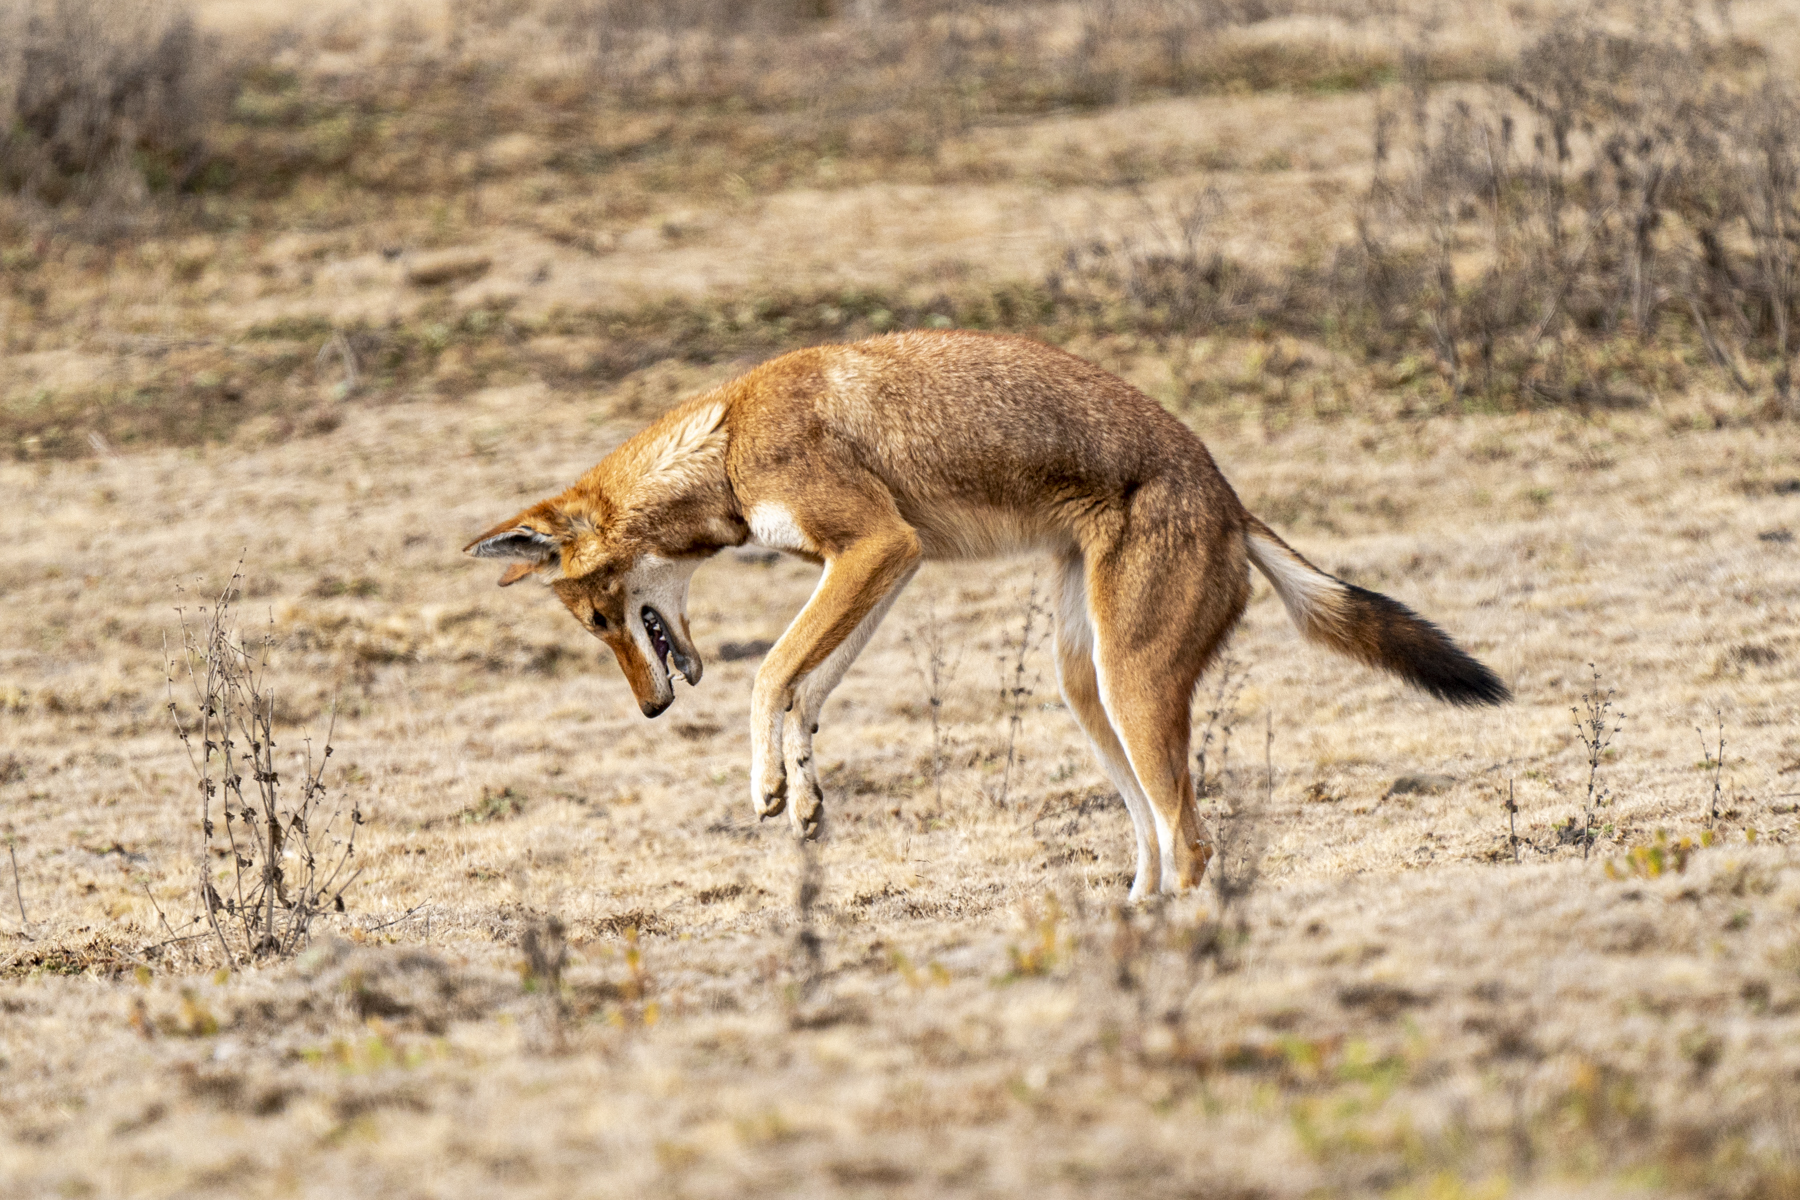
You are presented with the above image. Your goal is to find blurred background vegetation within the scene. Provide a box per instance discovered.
[2,0,1796,456]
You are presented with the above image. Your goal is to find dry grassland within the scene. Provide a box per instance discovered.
[3,1,1800,1197]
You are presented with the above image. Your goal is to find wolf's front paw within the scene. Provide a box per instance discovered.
[753,770,788,820]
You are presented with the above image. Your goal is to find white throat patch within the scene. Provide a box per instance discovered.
[622,554,702,686]
[626,554,700,625]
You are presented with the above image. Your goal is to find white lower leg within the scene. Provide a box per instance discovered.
[1054,554,1162,899]
[1106,760,1162,900]
[749,686,788,819]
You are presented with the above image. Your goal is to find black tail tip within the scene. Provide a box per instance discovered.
[1342,584,1510,707]
[1423,658,1512,707]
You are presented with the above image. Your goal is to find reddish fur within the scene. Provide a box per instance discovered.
[468,331,1504,896]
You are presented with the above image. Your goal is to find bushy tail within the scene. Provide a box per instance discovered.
[1243,516,1509,706]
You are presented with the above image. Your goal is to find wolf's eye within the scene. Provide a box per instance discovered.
[590,610,607,630]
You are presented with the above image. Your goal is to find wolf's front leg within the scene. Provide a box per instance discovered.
[749,679,789,821]
[742,512,922,837]
[778,578,911,840]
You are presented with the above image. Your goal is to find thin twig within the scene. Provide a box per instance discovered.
[1687,298,1757,396]
[170,562,357,962]
[141,881,179,943]
[1573,664,1624,859]
[363,899,429,934]
[203,873,236,967]
[316,329,359,396]
[1526,210,1608,348]
[1194,654,1246,802]
[996,574,1050,809]
[905,593,958,813]
[8,842,29,935]
[1263,711,1274,811]
[793,838,823,1002]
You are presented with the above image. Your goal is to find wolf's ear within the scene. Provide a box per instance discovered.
[466,526,558,560]
[464,509,568,586]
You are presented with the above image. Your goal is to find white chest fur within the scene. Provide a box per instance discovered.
[746,502,817,555]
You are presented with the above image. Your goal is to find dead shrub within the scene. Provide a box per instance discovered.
[1349,3,1799,412]
[166,565,361,963]
[1052,1,1800,418]
[0,0,226,209]
[1571,663,1625,859]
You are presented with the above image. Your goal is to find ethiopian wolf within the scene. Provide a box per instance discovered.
[467,331,1507,899]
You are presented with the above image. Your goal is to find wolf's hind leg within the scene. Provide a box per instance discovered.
[781,568,915,839]
[1052,553,1162,899]
[1086,532,1247,894]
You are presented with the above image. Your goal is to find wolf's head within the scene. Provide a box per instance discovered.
[465,400,737,717]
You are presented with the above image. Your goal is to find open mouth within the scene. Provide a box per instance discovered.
[642,606,674,673]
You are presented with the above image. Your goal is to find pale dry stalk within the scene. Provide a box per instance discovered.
[1505,779,1521,864]
[7,839,27,936]
[905,594,958,813]
[1193,653,1246,802]
[1699,711,1726,829]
